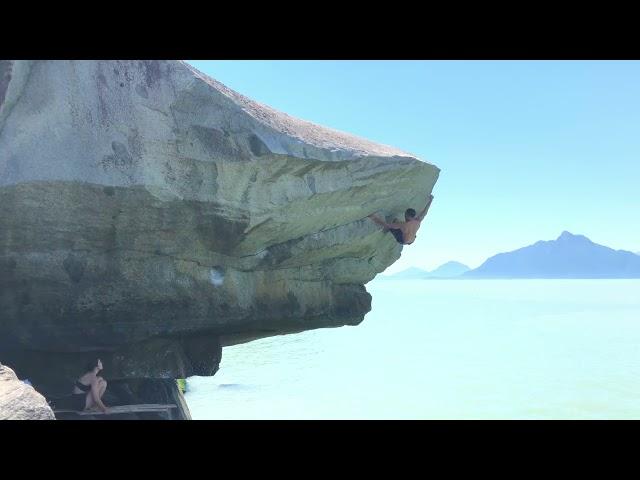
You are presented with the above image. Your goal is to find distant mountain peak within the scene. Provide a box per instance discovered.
[438,261,468,268]
[398,267,429,274]
[556,231,592,244]
[385,261,469,279]
[465,232,640,278]
[558,230,583,240]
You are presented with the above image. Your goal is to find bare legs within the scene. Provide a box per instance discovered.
[84,377,107,411]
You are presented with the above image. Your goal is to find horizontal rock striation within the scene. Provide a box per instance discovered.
[0,60,439,386]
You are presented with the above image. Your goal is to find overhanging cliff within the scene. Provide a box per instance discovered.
[0,60,439,384]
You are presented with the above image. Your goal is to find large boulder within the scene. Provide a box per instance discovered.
[0,60,439,383]
[0,363,55,420]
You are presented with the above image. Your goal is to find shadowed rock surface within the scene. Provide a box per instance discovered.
[0,60,439,395]
[0,363,55,419]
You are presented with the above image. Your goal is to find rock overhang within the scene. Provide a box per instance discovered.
[0,60,439,382]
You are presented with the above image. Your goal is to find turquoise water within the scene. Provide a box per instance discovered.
[185,279,640,419]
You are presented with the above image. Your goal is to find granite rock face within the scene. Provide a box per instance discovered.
[0,60,439,383]
[0,363,55,419]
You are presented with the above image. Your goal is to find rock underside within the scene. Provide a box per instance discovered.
[0,60,439,416]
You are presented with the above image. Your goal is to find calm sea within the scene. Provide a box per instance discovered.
[185,279,640,419]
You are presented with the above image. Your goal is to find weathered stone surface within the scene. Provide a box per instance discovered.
[0,60,439,383]
[0,362,55,419]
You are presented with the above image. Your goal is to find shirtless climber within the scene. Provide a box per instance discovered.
[368,194,434,245]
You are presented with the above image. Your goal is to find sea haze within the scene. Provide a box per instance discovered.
[185,278,640,419]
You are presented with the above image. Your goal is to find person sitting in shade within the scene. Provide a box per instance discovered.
[368,194,434,245]
[71,359,110,413]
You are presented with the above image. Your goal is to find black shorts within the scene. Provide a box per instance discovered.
[389,228,404,244]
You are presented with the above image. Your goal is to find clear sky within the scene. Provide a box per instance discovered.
[186,61,640,273]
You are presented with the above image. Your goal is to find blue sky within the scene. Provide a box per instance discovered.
[186,61,640,272]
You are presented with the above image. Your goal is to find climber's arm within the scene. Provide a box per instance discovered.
[368,214,404,230]
[417,194,434,221]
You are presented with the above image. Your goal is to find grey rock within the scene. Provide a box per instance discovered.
[0,363,55,420]
[0,60,439,382]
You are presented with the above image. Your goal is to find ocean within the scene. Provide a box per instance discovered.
[185,279,640,419]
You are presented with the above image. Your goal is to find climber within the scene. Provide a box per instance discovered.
[368,194,434,245]
[71,358,110,413]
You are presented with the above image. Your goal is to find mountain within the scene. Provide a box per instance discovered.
[386,261,470,279]
[385,267,430,279]
[427,261,471,277]
[464,231,640,278]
